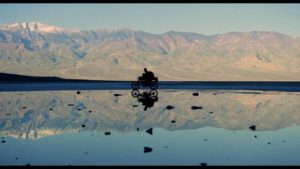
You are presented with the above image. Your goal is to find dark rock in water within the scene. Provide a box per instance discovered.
[76,91,81,95]
[249,125,256,131]
[171,120,176,123]
[164,146,168,149]
[192,92,199,96]
[49,108,53,111]
[191,106,203,110]
[105,131,111,135]
[6,113,11,116]
[209,112,213,114]
[146,128,153,135]
[22,106,27,109]
[283,140,286,143]
[82,124,86,128]
[204,139,207,141]
[166,105,175,110]
[268,142,271,145]
[16,157,18,160]
[26,163,30,166]
[132,105,138,107]
[137,128,140,131]
[77,108,82,111]
[114,94,122,97]
[254,135,257,138]
[88,110,92,113]
[200,163,207,166]
[68,104,74,106]
[1,140,6,143]
[144,147,153,153]
[84,152,88,155]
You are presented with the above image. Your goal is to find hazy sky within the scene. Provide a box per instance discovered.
[1,3,300,36]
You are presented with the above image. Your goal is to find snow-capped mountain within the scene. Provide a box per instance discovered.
[1,21,300,80]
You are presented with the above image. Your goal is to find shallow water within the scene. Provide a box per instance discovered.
[0,89,300,165]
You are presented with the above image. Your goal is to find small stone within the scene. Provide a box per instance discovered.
[200,163,207,166]
[68,104,74,106]
[84,152,88,155]
[144,147,152,153]
[105,131,111,135]
[192,92,199,96]
[171,120,176,123]
[1,140,6,143]
[166,105,175,110]
[268,142,271,145]
[146,128,153,135]
[22,106,27,109]
[114,94,122,97]
[49,108,53,111]
[132,105,138,107]
[204,139,207,141]
[191,106,203,110]
[77,108,82,111]
[76,91,81,95]
[254,135,257,138]
[209,112,213,114]
[88,110,92,113]
[16,157,18,160]
[82,124,86,128]
[136,128,140,131]
[249,125,256,131]
[283,140,286,143]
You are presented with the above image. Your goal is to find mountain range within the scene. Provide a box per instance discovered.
[1,21,300,81]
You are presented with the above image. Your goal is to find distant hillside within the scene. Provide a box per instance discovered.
[0,73,111,82]
[1,21,300,81]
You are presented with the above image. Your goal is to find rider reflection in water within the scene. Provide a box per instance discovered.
[131,68,159,111]
[132,89,158,111]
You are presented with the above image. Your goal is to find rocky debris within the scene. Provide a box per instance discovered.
[144,147,153,153]
[193,92,199,96]
[114,94,122,97]
[105,131,111,135]
[132,105,138,107]
[171,120,176,123]
[67,104,74,106]
[76,91,81,95]
[81,124,86,128]
[191,106,203,110]
[146,128,153,135]
[200,163,207,166]
[249,125,256,131]
[166,105,175,110]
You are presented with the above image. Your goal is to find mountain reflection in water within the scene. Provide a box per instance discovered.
[0,90,300,140]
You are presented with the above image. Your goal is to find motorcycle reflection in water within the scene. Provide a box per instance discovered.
[131,68,159,111]
[131,89,158,111]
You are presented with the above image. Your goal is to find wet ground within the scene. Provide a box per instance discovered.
[1,89,300,165]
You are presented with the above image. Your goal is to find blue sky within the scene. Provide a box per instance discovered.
[0,4,300,36]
